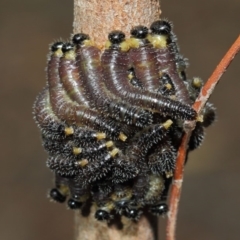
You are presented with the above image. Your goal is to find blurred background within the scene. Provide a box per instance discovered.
[0,0,239,239]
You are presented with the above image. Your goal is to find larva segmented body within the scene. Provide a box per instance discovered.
[148,141,177,177]
[33,19,216,221]
[158,73,176,97]
[202,103,216,128]
[188,122,205,151]
[128,68,143,89]
[112,120,172,184]
[43,137,115,161]
[129,26,160,92]
[101,31,197,121]
[33,88,69,141]
[68,177,89,200]
[149,20,191,105]
[74,37,153,127]
[49,174,69,203]
[59,43,89,106]
[143,174,165,205]
[47,44,127,140]
[132,174,150,200]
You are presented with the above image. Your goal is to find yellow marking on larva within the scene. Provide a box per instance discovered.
[128,72,134,80]
[96,132,106,140]
[163,119,173,130]
[120,41,130,52]
[79,193,90,202]
[65,127,74,136]
[169,95,177,100]
[147,34,153,44]
[148,34,168,48]
[105,201,115,211]
[53,49,63,57]
[73,147,82,155]
[78,159,89,167]
[192,77,203,88]
[64,50,76,60]
[110,193,118,201]
[127,38,140,48]
[165,83,172,90]
[83,39,94,47]
[59,185,70,195]
[119,132,127,142]
[197,115,204,122]
[105,40,111,49]
[110,148,119,157]
[124,188,133,199]
[166,171,173,178]
[105,141,114,148]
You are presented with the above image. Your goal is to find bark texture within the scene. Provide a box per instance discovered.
[73,0,161,47]
[73,0,161,239]
[75,207,155,240]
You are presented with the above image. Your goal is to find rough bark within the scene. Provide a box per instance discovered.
[75,207,155,240]
[73,0,161,239]
[73,0,161,47]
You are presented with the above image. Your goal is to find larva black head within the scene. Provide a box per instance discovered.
[62,43,74,53]
[131,25,148,39]
[49,188,66,203]
[51,42,64,52]
[95,209,111,221]
[124,208,141,220]
[115,200,129,213]
[72,33,90,45]
[149,203,169,216]
[67,198,83,209]
[108,30,125,44]
[150,20,172,35]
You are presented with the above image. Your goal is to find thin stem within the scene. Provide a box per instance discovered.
[166,35,240,240]
[193,35,240,112]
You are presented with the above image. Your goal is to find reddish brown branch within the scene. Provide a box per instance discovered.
[193,35,240,112]
[166,35,240,240]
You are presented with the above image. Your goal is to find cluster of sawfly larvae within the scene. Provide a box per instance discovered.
[33,20,216,222]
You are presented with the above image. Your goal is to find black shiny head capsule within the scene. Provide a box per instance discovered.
[72,33,90,45]
[115,200,129,213]
[131,25,148,39]
[95,209,111,221]
[49,188,66,203]
[116,200,128,209]
[150,20,172,35]
[150,203,168,215]
[51,42,64,52]
[67,198,83,209]
[108,30,125,44]
[124,208,141,220]
[62,43,74,53]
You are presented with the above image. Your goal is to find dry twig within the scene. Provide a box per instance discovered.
[166,35,240,240]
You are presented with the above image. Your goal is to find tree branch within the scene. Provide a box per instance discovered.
[166,35,240,240]
[73,0,161,47]
[73,1,161,240]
